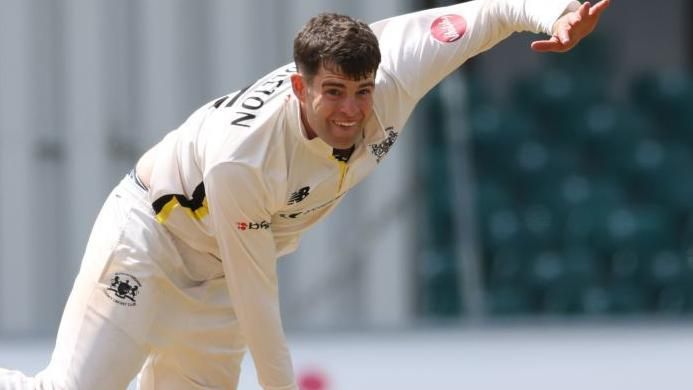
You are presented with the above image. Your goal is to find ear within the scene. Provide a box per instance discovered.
[291,73,307,103]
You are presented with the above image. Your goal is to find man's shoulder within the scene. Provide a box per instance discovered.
[200,98,295,188]
[198,70,298,171]
[372,67,417,128]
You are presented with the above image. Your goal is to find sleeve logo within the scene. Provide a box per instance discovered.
[369,127,399,163]
[431,14,467,43]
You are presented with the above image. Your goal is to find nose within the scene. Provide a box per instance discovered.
[339,97,359,117]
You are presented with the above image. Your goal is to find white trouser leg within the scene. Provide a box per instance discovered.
[136,277,246,389]
[0,301,148,390]
[2,173,247,389]
[1,177,151,389]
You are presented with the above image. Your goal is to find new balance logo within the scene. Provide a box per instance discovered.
[288,186,311,205]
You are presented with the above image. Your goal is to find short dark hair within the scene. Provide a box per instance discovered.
[293,13,381,82]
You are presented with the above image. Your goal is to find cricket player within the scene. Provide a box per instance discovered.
[0,0,609,388]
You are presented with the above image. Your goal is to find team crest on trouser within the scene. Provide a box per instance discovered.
[104,272,142,307]
[369,127,398,163]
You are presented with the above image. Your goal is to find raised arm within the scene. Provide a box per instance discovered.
[370,0,608,101]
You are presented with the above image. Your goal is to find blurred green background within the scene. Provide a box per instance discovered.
[416,0,693,318]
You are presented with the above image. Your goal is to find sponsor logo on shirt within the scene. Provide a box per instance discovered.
[279,194,344,220]
[288,186,311,205]
[431,14,467,43]
[369,127,398,163]
[237,221,271,230]
[104,272,141,307]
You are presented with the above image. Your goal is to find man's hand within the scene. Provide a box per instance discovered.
[531,0,611,53]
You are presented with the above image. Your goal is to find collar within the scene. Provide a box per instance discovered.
[362,109,388,145]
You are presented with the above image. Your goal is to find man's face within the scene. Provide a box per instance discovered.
[292,65,375,149]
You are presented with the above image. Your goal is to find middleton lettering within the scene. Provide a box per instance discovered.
[230,66,297,128]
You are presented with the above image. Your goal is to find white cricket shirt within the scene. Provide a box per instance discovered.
[144,1,578,388]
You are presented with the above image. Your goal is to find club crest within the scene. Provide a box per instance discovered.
[369,127,398,163]
[104,272,142,307]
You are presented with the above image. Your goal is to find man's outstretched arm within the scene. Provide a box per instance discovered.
[371,0,609,104]
[532,0,611,52]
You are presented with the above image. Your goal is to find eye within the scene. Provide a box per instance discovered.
[357,88,373,97]
[325,89,342,97]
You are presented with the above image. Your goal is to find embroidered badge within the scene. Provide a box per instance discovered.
[369,127,399,163]
[104,272,142,307]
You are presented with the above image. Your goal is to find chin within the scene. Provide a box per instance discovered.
[325,140,350,149]
[333,133,361,148]
[329,131,360,148]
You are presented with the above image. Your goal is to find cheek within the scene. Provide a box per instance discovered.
[313,99,337,120]
[359,99,374,116]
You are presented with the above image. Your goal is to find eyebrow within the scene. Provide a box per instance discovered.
[321,81,375,89]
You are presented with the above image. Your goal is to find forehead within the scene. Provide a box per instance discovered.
[313,64,375,86]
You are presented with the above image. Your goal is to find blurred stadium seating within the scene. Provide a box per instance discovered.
[418,34,693,317]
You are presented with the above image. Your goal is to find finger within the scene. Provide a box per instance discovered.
[532,42,565,53]
[531,36,563,52]
[558,26,570,45]
[589,0,611,17]
[568,11,582,27]
[567,2,589,27]
[580,1,591,19]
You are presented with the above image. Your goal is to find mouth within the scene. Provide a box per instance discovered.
[332,120,359,128]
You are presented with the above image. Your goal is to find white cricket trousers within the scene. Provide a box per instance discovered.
[1,173,247,389]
